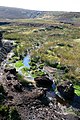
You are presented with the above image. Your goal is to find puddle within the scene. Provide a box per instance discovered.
[22,55,34,80]
[23,54,30,68]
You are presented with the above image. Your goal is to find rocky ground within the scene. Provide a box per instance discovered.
[0,40,80,120]
[0,67,80,119]
[0,39,14,63]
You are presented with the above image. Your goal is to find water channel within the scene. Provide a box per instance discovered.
[23,54,30,68]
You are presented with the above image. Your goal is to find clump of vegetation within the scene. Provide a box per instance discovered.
[9,107,21,120]
[0,106,21,120]
[38,63,44,69]
[31,70,45,78]
[21,67,30,76]
[74,85,80,96]
[1,18,80,85]
[15,60,24,68]
[30,56,40,63]
[57,64,69,73]
[0,105,9,119]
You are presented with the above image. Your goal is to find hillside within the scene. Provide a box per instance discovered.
[0,6,63,19]
[0,6,80,21]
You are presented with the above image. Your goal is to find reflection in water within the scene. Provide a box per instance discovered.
[23,55,30,68]
[22,55,34,80]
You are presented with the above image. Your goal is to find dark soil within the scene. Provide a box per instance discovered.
[0,66,79,120]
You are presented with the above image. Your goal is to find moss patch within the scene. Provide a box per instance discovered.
[74,85,80,96]
[15,60,24,68]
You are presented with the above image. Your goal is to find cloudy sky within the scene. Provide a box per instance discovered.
[0,0,80,12]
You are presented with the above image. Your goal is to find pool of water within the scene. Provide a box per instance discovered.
[23,55,34,80]
[23,55,30,68]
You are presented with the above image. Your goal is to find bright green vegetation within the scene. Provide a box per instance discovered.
[31,70,45,78]
[21,67,30,75]
[14,60,30,76]
[1,19,80,85]
[15,60,24,68]
[74,85,80,96]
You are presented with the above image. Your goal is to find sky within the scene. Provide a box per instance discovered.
[0,0,80,12]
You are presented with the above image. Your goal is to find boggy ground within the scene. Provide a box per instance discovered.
[0,19,80,120]
[0,65,80,120]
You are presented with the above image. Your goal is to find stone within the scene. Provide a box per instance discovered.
[34,76,53,88]
[57,81,74,101]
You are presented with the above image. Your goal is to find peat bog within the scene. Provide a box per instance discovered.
[0,7,80,120]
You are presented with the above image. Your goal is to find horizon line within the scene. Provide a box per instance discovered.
[0,5,80,13]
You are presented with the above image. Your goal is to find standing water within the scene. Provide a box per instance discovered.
[23,55,30,68]
[23,55,34,80]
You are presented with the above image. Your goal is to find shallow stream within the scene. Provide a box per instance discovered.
[19,54,34,80]
[23,54,30,68]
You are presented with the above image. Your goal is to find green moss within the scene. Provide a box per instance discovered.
[74,85,80,96]
[15,60,24,68]
[8,56,20,63]
[29,61,36,66]
[21,67,30,76]
[30,65,37,70]
[31,70,45,78]
[39,64,44,69]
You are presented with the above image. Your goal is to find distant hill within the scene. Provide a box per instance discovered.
[0,6,80,25]
[0,6,66,19]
